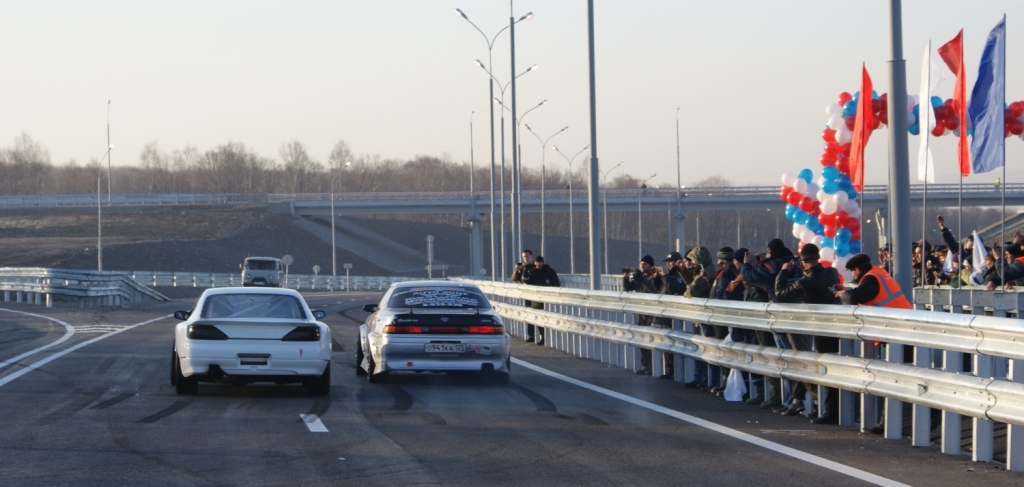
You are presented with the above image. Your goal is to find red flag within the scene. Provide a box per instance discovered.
[849,64,874,191]
[937,30,970,177]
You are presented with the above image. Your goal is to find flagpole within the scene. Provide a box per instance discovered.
[923,39,930,287]
[1001,14,1007,286]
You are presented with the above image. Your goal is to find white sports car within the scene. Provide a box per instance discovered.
[356,281,511,384]
[171,287,331,395]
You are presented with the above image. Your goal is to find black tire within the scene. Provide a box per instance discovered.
[355,340,367,376]
[174,354,199,395]
[308,364,331,396]
[170,348,177,386]
[366,354,388,384]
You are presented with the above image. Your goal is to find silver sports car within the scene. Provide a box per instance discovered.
[356,281,510,384]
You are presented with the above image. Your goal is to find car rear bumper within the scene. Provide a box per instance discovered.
[181,340,329,377]
[375,334,510,373]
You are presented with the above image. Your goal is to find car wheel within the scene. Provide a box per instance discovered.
[366,354,388,384]
[308,364,331,396]
[354,339,367,376]
[170,348,177,386]
[173,354,198,395]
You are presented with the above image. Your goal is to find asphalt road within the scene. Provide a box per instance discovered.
[0,293,1019,487]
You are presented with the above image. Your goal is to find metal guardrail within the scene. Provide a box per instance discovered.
[0,268,169,308]
[460,278,1024,470]
[124,271,417,292]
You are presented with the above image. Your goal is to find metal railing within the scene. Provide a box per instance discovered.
[0,268,169,308]
[124,271,417,292]
[459,278,1024,470]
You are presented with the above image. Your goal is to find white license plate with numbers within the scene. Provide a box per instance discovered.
[425,343,465,353]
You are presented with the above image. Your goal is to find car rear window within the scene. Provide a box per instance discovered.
[386,287,491,309]
[202,294,307,319]
[245,260,278,271]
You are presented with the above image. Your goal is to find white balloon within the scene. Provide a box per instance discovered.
[852,208,863,219]
[820,199,838,215]
[835,126,853,144]
[812,235,824,247]
[844,199,859,213]
[816,189,829,203]
[805,183,819,196]
[792,223,805,239]
[781,172,797,187]
[907,112,917,127]
[907,94,919,111]
[817,176,828,188]
[793,178,808,194]
[802,229,816,243]
[832,191,849,206]
[820,247,836,262]
[826,103,844,118]
[828,114,846,131]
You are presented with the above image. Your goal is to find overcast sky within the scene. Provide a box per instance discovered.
[1,1,1022,188]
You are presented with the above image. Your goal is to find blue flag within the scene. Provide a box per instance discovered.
[969,17,1006,174]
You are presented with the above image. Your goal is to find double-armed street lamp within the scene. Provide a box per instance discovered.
[638,173,657,261]
[599,161,625,274]
[331,161,353,277]
[525,124,567,257]
[95,144,114,271]
[498,98,547,257]
[456,7,532,280]
[552,145,589,274]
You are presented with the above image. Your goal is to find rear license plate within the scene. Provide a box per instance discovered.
[425,343,465,353]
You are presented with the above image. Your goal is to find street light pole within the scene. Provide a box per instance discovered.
[525,124,567,257]
[457,8,532,280]
[553,145,589,274]
[638,174,656,261]
[600,161,625,274]
[331,161,352,277]
[586,0,601,289]
[106,100,112,206]
[95,144,113,271]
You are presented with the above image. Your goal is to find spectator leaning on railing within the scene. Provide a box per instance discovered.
[622,255,664,376]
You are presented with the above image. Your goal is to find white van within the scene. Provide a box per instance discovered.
[241,257,285,287]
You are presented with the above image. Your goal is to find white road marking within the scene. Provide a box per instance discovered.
[0,308,75,372]
[301,414,329,432]
[0,315,169,389]
[511,357,910,487]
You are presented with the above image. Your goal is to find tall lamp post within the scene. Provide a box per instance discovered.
[476,61,537,278]
[497,97,547,260]
[107,100,113,206]
[638,174,657,261]
[456,7,533,280]
[508,7,534,275]
[552,145,589,274]
[95,144,113,271]
[331,161,353,277]
[525,124,567,257]
[599,161,625,274]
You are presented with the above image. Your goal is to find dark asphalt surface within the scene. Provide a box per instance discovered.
[0,293,1019,486]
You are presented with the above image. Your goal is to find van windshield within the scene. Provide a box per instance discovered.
[245,260,277,271]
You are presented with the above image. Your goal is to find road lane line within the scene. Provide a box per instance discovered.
[0,308,75,372]
[300,414,329,432]
[512,357,910,487]
[0,315,170,389]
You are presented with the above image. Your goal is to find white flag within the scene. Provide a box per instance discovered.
[970,231,987,285]
[917,42,944,183]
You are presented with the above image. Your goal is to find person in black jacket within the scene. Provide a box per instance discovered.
[523,256,560,346]
[774,243,841,423]
[706,247,742,395]
[511,250,540,343]
[739,239,794,410]
[653,251,688,379]
[623,255,664,376]
[987,243,1024,290]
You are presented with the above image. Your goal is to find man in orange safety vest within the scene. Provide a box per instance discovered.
[835,253,911,309]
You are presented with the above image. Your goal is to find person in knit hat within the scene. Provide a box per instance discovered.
[623,255,664,376]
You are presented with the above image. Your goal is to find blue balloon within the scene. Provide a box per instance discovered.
[837,174,852,186]
[823,179,839,194]
[808,217,822,232]
[821,165,840,180]
[872,90,879,99]
[798,168,814,183]
[836,242,850,257]
[931,95,943,109]
[909,123,920,135]
[845,188,857,199]
[843,100,858,118]
[849,241,862,254]
[821,237,835,249]
[836,227,852,243]
[785,204,797,220]
[913,104,920,116]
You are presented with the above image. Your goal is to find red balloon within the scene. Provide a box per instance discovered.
[838,92,853,106]
[870,117,881,130]
[780,186,793,201]
[786,191,802,206]
[823,224,837,238]
[799,197,815,212]
[1012,101,1024,118]
[1006,125,1012,138]
[944,98,956,108]
[845,217,861,231]
[820,153,836,166]
[1006,108,1016,121]
[809,208,821,218]
[1011,119,1024,136]
[845,116,856,130]
[878,110,889,124]
[822,128,836,142]
[879,93,888,103]
[871,99,882,114]
[839,144,851,155]
[931,123,945,137]
[944,116,959,131]
[821,260,833,268]
[851,230,862,241]
[836,160,850,175]
[934,105,950,120]
[835,210,849,223]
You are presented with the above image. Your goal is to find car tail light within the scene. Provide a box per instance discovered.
[188,324,228,340]
[468,325,504,334]
[384,325,423,334]
[282,326,320,341]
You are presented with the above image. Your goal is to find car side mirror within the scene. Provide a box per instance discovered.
[361,304,378,313]
[173,310,190,321]
[311,310,326,320]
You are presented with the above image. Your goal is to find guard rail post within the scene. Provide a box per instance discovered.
[973,352,995,462]
[839,338,856,427]
[884,341,904,439]
[673,318,686,382]
[941,349,963,455]
[860,339,878,433]
[1009,359,1024,471]
[681,320,696,383]
[912,343,933,447]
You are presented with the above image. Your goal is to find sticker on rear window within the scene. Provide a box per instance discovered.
[388,287,490,309]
